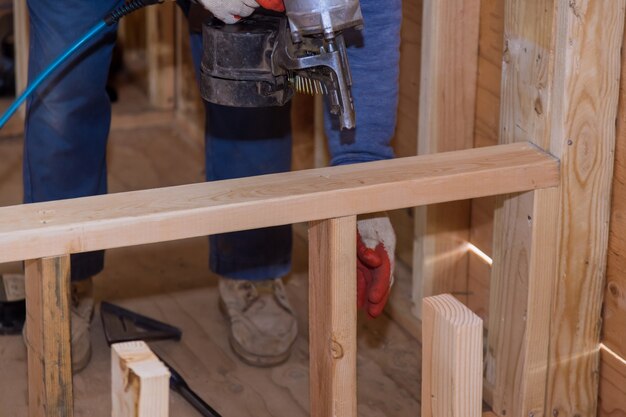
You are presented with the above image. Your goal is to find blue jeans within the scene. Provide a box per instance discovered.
[23,0,401,281]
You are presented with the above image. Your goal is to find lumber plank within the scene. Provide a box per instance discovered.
[422,294,483,417]
[598,345,626,417]
[308,217,357,417]
[0,143,558,264]
[146,2,176,110]
[24,256,73,417]
[488,1,625,416]
[602,0,626,359]
[467,0,505,328]
[601,8,626,415]
[111,341,170,417]
[12,0,29,119]
[545,1,624,416]
[413,0,481,318]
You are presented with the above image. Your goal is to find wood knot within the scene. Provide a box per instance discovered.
[331,339,344,359]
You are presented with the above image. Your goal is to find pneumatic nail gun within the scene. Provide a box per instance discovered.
[199,0,363,130]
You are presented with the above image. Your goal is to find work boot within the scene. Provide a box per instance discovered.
[22,278,94,373]
[219,278,298,367]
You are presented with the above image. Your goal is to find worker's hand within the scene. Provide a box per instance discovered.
[356,216,396,318]
[197,0,259,24]
[256,0,285,12]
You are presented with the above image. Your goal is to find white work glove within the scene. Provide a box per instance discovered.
[197,0,260,24]
[356,215,396,318]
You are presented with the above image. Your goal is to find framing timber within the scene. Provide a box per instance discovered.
[413,0,481,318]
[111,341,170,417]
[24,256,73,417]
[487,1,625,416]
[309,217,357,417]
[0,143,558,263]
[146,2,176,110]
[422,294,482,417]
[12,0,29,118]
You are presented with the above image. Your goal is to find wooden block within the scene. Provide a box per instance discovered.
[413,0,481,318]
[308,217,357,417]
[25,256,73,417]
[422,294,483,417]
[0,143,559,264]
[111,341,170,417]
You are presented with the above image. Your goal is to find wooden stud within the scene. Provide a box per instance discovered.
[487,0,625,416]
[0,143,558,264]
[146,2,176,110]
[422,294,483,417]
[413,0,481,317]
[308,217,357,417]
[111,341,170,417]
[12,0,29,118]
[24,256,73,417]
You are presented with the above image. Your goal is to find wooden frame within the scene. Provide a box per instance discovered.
[3,1,623,415]
[485,1,624,416]
[0,143,559,417]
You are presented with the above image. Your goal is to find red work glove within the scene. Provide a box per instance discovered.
[256,0,285,12]
[356,216,396,318]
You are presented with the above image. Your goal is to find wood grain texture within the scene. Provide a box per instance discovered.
[24,256,73,417]
[468,0,505,326]
[601,9,626,416]
[545,2,624,416]
[488,0,625,416]
[146,2,176,110]
[602,0,626,358]
[598,345,626,417]
[422,294,483,417]
[308,217,357,417]
[486,0,560,415]
[0,143,558,264]
[413,0,481,318]
[12,0,29,118]
[111,341,170,417]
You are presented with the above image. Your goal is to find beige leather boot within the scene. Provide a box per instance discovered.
[219,278,298,367]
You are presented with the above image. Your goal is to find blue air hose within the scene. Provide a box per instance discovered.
[0,0,163,129]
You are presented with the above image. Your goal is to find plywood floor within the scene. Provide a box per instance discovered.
[0,89,422,416]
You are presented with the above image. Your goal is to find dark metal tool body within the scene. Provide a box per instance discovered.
[199,0,363,130]
[100,302,222,417]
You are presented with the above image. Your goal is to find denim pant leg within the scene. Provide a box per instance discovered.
[24,0,122,280]
[325,0,402,166]
[189,33,293,281]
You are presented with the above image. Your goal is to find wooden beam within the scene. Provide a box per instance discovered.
[12,0,29,118]
[487,1,625,416]
[111,341,170,417]
[24,256,72,417]
[308,217,357,417]
[146,2,175,110]
[413,0,481,318]
[0,143,558,264]
[422,294,483,417]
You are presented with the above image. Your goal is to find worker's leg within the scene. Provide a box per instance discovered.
[324,0,401,166]
[188,32,294,281]
[189,29,297,367]
[24,0,122,281]
[23,0,121,373]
